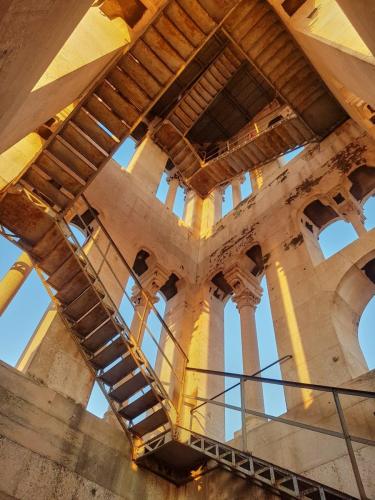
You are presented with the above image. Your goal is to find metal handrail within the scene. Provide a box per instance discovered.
[189,355,292,413]
[186,366,375,398]
[203,112,296,164]
[81,194,188,362]
[185,366,374,499]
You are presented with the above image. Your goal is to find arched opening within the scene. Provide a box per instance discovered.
[222,184,232,217]
[241,172,252,199]
[156,171,169,203]
[173,185,185,219]
[363,196,375,231]
[319,220,358,259]
[358,296,375,370]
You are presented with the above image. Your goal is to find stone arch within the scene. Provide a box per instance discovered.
[332,252,375,375]
[348,165,375,204]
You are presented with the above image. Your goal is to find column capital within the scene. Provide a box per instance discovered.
[224,262,262,310]
[232,289,260,310]
[137,263,170,296]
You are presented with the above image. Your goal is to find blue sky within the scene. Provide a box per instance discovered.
[0,141,374,440]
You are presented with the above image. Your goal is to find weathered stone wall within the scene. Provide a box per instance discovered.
[0,360,279,500]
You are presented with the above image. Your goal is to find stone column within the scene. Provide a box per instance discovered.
[165,176,179,211]
[130,263,169,345]
[225,264,264,419]
[231,176,243,208]
[213,187,223,224]
[0,251,33,315]
[130,291,155,345]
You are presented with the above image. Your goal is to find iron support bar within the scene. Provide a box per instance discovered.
[333,390,368,500]
[186,367,375,399]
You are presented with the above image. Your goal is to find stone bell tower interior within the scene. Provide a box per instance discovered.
[0,1,374,499]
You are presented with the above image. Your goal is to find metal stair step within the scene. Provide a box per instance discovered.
[109,371,152,403]
[21,168,70,211]
[119,389,163,420]
[81,317,122,353]
[100,353,139,386]
[37,239,74,275]
[60,122,106,169]
[74,302,112,337]
[89,336,128,370]
[84,94,128,140]
[36,151,83,197]
[30,225,65,261]
[55,270,92,305]
[72,108,118,154]
[63,286,104,321]
[49,136,95,182]
[129,408,168,437]
[47,254,83,290]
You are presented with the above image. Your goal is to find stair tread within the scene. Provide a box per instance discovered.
[119,389,163,420]
[90,337,128,370]
[100,353,139,386]
[129,408,168,437]
[81,316,121,352]
[109,370,152,403]
[63,286,104,321]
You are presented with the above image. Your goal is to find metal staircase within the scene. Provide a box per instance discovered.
[0,187,178,441]
[136,427,356,499]
[0,181,366,498]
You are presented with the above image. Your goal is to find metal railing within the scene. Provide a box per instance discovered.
[202,111,298,164]
[184,367,375,500]
[67,196,188,413]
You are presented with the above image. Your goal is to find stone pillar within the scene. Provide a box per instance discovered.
[130,291,154,345]
[181,283,225,440]
[17,305,95,405]
[0,251,33,315]
[127,136,168,194]
[225,264,264,421]
[213,187,223,224]
[165,176,179,211]
[130,263,169,345]
[231,176,243,208]
[154,283,193,408]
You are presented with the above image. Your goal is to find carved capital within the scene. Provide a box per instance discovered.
[224,262,262,309]
[232,289,260,310]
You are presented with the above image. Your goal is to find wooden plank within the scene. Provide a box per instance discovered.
[85,94,128,139]
[73,108,118,154]
[60,122,106,168]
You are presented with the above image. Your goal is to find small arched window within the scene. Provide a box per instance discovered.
[318,220,358,259]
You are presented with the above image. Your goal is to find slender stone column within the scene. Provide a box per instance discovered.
[231,176,243,208]
[0,251,33,316]
[165,176,179,210]
[130,291,155,345]
[225,264,264,420]
[213,187,223,223]
[233,290,264,413]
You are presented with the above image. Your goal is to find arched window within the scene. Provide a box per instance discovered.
[173,185,185,219]
[319,220,358,259]
[358,296,375,370]
[113,137,136,169]
[0,237,49,367]
[363,196,375,231]
[222,185,232,217]
[241,172,252,199]
[156,172,169,203]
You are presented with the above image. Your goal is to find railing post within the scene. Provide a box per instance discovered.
[240,378,248,452]
[332,390,368,500]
